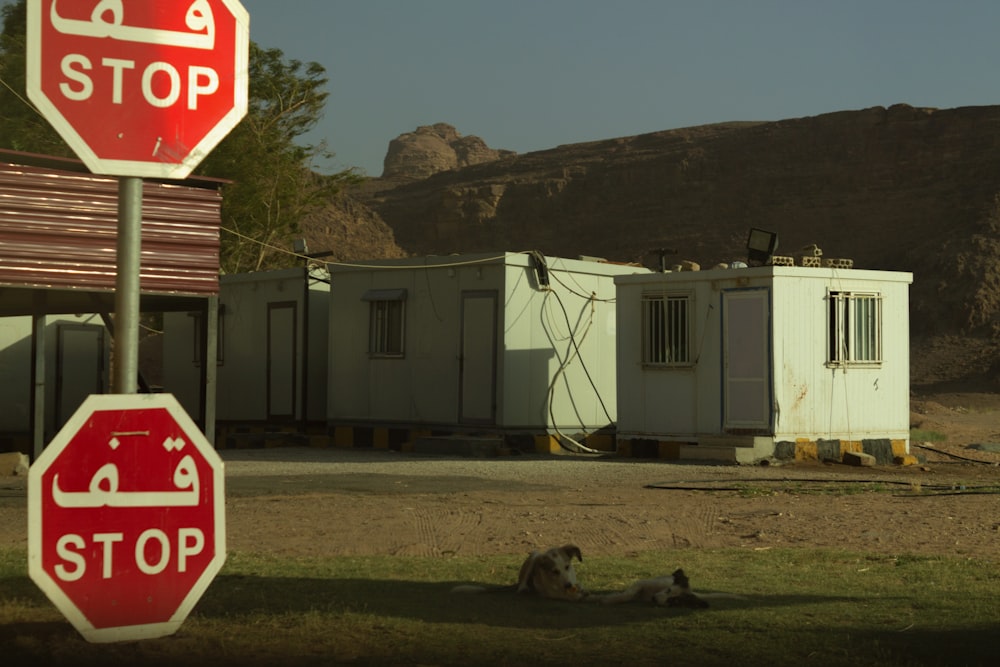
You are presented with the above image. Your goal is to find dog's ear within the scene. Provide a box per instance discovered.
[559,544,583,562]
[671,568,690,588]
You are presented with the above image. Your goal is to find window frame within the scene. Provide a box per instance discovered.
[827,290,883,368]
[187,306,225,367]
[641,292,692,367]
[366,295,406,359]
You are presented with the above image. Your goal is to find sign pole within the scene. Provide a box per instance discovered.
[113,176,142,395]
[26,0,248,643]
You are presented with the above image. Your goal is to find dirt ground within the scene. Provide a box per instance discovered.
[2,390,999,565]
[226,389,997,562]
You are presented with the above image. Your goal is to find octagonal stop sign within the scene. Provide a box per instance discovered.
[28,394,225,643]
[26,0,249,179]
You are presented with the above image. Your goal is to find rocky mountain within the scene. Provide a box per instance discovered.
[319,105,1000,387]
[380,123,516,180]
[299,194,407,262]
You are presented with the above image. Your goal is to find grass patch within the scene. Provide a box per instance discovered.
[2,547,998,666]
[910,428,947,442]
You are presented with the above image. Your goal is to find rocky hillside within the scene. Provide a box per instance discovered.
[299,195,407,262]
[380,123,516,180]
[319,104,1000,387]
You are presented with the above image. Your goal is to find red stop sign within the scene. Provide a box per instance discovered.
[26,0,249,179]
[28,394,226,643]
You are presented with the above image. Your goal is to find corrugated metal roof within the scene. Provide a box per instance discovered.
[0,158,221,296]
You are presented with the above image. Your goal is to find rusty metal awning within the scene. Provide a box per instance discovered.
[0,151,223,315]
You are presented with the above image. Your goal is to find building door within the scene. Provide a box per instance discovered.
[55,324,106,430]
[722,289,771,431]
[267,302,297,420]
[459,291,497,424]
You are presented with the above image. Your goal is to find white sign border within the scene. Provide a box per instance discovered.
[25,0,249,179]
[27,393,226,643]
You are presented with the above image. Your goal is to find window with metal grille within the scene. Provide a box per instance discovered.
[369,299,405,357]
[362,288,407,358]
[641,294,690,365]
[828,291,882,366]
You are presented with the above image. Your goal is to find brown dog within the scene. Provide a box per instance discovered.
[451,544,586,601]
[515,544,586,600]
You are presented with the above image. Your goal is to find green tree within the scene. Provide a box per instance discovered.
[0,0,67,154]
[197,43,360,273]
[0,0,356,273]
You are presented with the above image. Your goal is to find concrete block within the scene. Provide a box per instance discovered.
[800,243,823,257]
[844,451,876,467]
[0,452,29,477]
[535,434,561,454]
[413,436,503,457]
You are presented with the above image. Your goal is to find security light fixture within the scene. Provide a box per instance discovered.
[292,237,334,263]
[746,228,778,266]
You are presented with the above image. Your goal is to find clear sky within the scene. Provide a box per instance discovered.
[239,0,1000,177]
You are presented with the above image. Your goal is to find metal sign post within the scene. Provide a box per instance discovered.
[25,0,248,642]
[27,0,250,395]
[113,177,143,394]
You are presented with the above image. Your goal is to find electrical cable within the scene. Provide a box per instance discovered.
[222,225,519,270]
[0,74,40,116]
[643,477,1000,496]
[541,284,618,455]
[912,443,1000,465]
[548,269,616,303]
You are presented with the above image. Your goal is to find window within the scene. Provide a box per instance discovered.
[828,291,882,366]
[642,294,690,365]
[187,305,225,366]
[363,289,407,357]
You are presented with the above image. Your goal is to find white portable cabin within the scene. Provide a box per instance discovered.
[326,252,649,451]
[614,266,913,463]
[163,266,330,442]
[0,314,109,449]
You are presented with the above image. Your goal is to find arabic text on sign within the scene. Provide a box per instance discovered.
[52,437,201,509]
[51,0,217,50]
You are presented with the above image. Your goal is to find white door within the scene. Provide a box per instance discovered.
[459,291,497,424]
[722,289,771,431]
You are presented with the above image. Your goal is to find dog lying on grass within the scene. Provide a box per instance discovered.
[453,544,738,608]
[598,568,709,608]
[451,544,587,601]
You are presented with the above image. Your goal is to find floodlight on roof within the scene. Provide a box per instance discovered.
[746,228,778,266]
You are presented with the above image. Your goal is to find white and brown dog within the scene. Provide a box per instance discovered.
[598,568,709,608]
[515,544,586,600]
[452,544,587,601]
[453,547,728,608]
